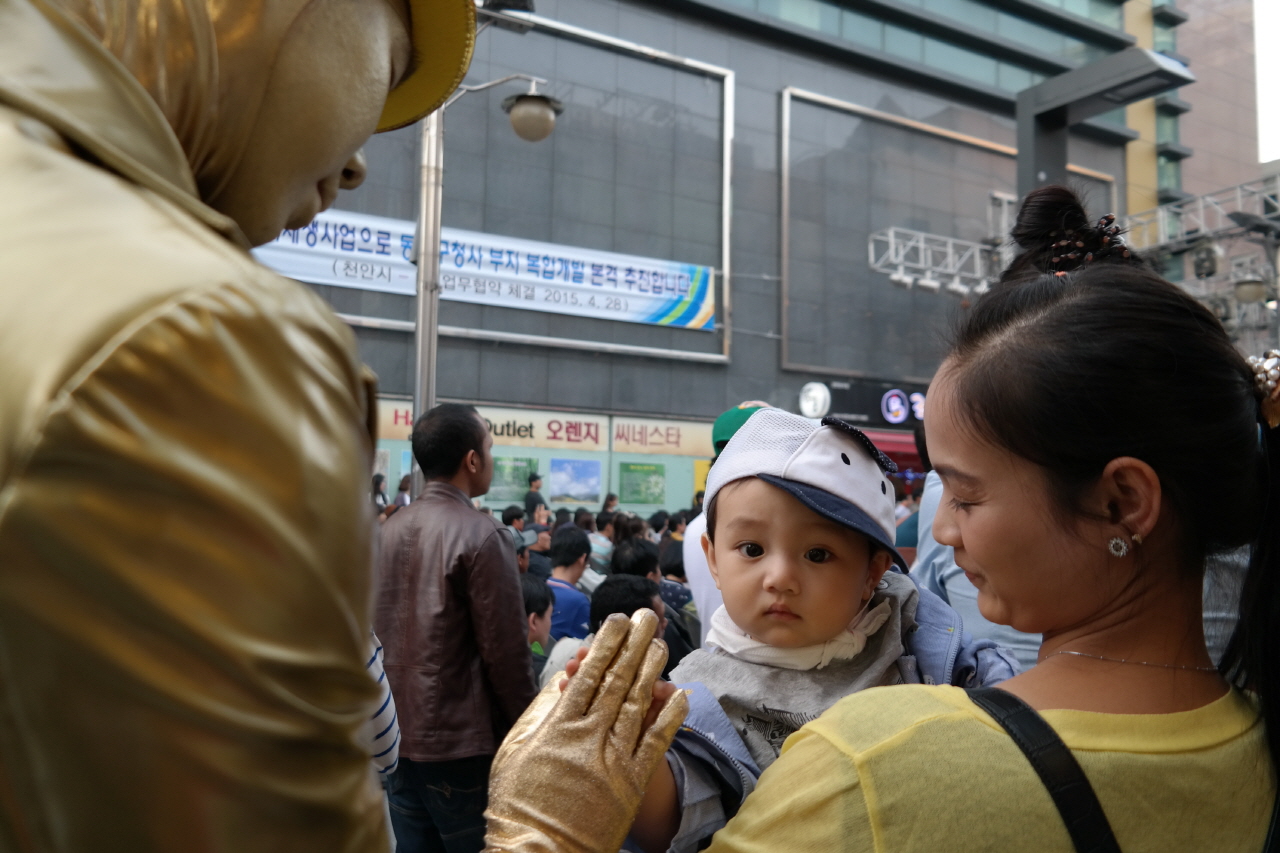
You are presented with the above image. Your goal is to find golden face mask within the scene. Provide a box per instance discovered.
[42,0,473,197]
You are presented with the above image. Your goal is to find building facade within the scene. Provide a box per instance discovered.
[262,0,1193,512]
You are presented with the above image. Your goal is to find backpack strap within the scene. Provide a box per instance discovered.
[967,687,1121,853]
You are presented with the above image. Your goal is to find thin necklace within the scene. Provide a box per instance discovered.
[1043,650,1219,673]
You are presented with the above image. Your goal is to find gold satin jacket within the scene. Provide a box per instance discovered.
[0,2,388,850]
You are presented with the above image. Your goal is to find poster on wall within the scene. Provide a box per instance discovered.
[490,457,539,503]
[549,458,602,505]
[253,209,716,331]
[620,462,666,505]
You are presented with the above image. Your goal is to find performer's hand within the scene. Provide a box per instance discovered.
[562,647,680,736]
[484,610,689,853]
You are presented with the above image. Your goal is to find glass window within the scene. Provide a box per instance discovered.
[842,9,883,50]
[1161,252,1185,283]
[1095,106,1126,126]
[775,0,839,34]
[1156,112,1180,145]
[998,63,1034,92]
[1154,21,1177,53]
[1158,154,1182,190]
[925,38,998,86]
[1090,0,1123,28]
[884,24,923,62]
[996,12,1062,53]
[923,0,995,30]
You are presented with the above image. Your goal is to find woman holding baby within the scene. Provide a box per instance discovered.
[481,186,1279,853]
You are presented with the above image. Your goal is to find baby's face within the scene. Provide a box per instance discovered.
[706,478,891,648]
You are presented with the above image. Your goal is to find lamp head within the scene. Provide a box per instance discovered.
[502,92,564,142]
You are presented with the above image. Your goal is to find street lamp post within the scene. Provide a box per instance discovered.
[412,75,563,423]
[1016,48,1195,198]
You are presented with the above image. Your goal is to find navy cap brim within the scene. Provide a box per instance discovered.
[756,474,908,571]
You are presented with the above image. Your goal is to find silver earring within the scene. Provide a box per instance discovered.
[1108,537,1130,557]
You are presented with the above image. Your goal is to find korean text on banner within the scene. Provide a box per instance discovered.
[252,209,716,331]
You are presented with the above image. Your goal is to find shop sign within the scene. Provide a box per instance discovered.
[826,380,928,427]
[611,417,714,457]
[254,209,716,331]
[477,406,608,452]
[378,398,416,441]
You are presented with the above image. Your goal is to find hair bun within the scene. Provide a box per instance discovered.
[1010,185,1090,250]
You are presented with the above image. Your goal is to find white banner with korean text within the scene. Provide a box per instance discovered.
[253,209,717,331]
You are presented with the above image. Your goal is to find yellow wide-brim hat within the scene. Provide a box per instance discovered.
[377,0,476,132]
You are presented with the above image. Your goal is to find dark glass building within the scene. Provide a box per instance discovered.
[272,0,1187,511]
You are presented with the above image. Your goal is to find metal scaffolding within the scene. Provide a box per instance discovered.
[867,227,997,296]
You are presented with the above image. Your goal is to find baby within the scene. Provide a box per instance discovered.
[630,409,1016,853]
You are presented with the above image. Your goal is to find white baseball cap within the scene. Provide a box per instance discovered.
[704,408,906,569]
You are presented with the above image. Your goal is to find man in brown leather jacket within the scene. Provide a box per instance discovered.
[376,404,537,852]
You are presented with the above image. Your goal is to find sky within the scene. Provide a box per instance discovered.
[1259,0,1279,163]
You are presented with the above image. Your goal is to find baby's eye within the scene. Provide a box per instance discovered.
[805,548,832,563]
[737,542,764,558]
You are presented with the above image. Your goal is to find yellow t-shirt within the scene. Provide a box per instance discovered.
[707,684,1273,853]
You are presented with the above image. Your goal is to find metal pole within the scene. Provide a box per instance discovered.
[1016,94,1069,199]
[412,109,444,494]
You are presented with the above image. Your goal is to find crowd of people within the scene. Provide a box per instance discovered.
[368,185,1278,853]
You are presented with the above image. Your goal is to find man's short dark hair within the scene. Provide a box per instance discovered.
[589,575,660,633]
[502,505,525,526]
[596,511,615,531]
[520,573,554,617]
[528,472,542,486]
[411,403,486,479]
[548,526,592,569]
[610,537,660,578]
[648,510,669,534]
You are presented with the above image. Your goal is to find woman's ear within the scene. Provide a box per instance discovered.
[703,533,721,590]
[1098,456,1162,544]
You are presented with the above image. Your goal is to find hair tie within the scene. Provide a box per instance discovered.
[1247,350,1280,428]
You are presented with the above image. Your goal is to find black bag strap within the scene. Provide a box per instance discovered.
[1266,785,1279,853]
[967,687,1121,853]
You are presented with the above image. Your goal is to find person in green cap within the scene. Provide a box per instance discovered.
[684,402,771,644]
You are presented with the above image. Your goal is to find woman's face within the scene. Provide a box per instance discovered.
[206,0,412,245]
[926,364,1124,636]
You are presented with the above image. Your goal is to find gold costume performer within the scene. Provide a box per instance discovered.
[0,0,471,848]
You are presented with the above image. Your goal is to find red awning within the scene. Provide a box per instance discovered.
[860,428,918,457]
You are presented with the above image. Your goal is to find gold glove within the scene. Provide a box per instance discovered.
[484,609,690,853]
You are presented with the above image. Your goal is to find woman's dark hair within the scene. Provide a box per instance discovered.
[411,403,487,479]
[548,526,592,569]
[998,185,1151,285]
[602,493,618,512]
[372,474,385,491]
[951,185,1276,770]
[613,514,646,545]
[589,575,661,633]
[398,475,411,491]
[611,537,661,578]
[574,507,596,532]
[520,573,554,618]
